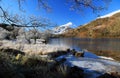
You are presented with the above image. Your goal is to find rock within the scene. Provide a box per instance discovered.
[71,49,84,57]
[71,49,77,55]
[15,54,22,60]
[75,52,84,57]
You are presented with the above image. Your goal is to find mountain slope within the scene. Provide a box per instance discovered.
[62,10,120,38]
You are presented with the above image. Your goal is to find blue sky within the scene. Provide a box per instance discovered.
[1,0,120,28]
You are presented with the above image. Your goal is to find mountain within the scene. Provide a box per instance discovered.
[52,22,72,34]
[62,10,120,38]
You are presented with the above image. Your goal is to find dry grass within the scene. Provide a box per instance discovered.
[0,49,84,78]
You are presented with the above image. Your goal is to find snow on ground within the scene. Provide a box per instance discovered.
[56,52,120,78]
[65,56,120,78]
[99,56,114,60]
[84,51,114,60]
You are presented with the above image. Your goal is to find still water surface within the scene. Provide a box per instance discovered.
[48,38,120,52]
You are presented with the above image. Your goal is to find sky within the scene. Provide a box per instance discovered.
[1,0,120,28]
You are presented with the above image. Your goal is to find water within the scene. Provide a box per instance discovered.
[48,38,120,52]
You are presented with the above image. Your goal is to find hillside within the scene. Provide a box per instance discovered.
[62,11,120,38]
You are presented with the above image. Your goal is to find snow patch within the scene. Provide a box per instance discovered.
[52,22,72,34]
[98,9,120,18]
[56,51,120,78]
[99,56,114,60]
[64,55,120,78]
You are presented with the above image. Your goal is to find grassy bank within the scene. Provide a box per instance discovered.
[1,48,120,78]
[0,48,84,78]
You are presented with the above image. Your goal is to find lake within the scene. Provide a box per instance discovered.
[48,38,120,52]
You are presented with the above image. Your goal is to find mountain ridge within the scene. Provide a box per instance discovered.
[61,10,120,38]
[98,9,120,18]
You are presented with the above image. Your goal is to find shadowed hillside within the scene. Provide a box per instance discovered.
[62,12,120,38]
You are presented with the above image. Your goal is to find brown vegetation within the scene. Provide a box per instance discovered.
[62,12,120,38]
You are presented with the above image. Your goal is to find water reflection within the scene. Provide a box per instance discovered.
[49,38,120,52]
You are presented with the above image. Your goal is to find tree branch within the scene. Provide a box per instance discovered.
[0,23,14,31]
[0,6,16,24]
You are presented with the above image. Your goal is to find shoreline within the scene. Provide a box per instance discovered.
[89,50,120,61]
[0,40,120,78]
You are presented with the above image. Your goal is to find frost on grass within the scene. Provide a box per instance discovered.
[0,40,69,55]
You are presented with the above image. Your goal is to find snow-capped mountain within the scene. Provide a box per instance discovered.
[63,9,120,38]
[98,9,120,18]
[53,22,72,34]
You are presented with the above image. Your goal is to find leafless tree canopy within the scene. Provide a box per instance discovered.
[17,0,111,12]
[67,0,111,13]
[0,0,111,31]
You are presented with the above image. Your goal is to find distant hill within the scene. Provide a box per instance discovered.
[62,10,120,38]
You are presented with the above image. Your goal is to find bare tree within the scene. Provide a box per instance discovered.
[16,27,44,44]
[0,0,52,31]
[0,10,52,31]
[16,0,111,12]
[0,0,111,31]
[27,27,41,44]
[0,28,11,40]
[67,0,111,13]
[17,27,30,43]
